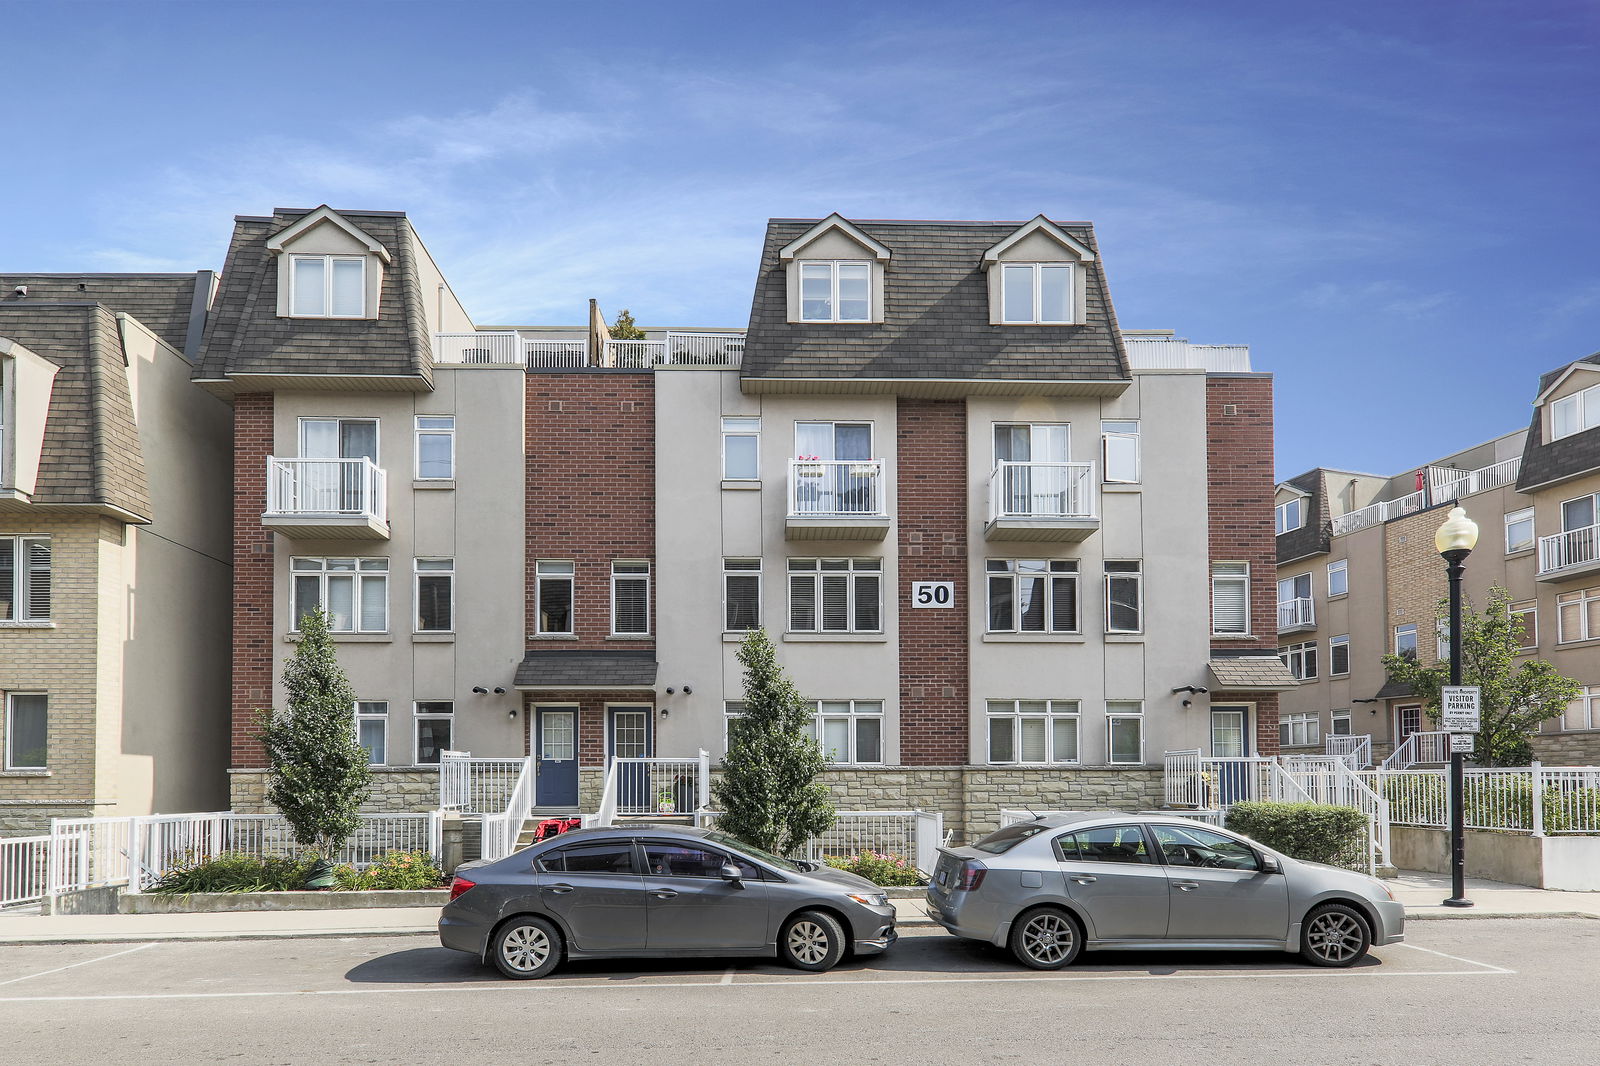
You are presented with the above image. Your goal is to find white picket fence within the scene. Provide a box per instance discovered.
[0,834,49,908]
[804,810,943,875]
[1358,763,1600,835]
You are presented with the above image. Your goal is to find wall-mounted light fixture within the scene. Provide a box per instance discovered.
[682,685,693,695]
[665,687,675,695]
[1353,698,1380,715]
[471,686,488,694]
[494,687,506,695]
[1170,685,1209,696]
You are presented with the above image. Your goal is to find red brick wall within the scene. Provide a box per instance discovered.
[1208,692,1282,757]
[231,393,274,768]
[521,692,654,766]
[525,373,655,648]
[896,398,968,765]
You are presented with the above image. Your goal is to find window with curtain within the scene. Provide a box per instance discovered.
[0,536,50,623]
[723,559,761,630]
[986,700,1079,764]
[788,558,881,633]
[1211,562,1249,635]
[612,562,650,635]
[289,254,366,317]
[291,557,387,632]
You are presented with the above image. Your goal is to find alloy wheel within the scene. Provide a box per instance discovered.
[1020,912,1075,965]
[1305,910,1364,964]
[786,921,830,965]
[500,924,552,973]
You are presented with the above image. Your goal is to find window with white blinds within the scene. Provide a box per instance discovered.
[1211,562,1249,635]
[611,562,650,635]
[291,557,387,633]
[788,558,881,633]
[0,536,51,623]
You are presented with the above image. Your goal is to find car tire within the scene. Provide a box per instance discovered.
[490,915,562,980]
[778,910,847,972]
[1008,906,1082,970]
[1299,903,1371,968]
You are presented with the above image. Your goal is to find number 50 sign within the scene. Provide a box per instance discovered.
[912,582,955,608]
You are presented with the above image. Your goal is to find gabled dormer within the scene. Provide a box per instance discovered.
[0,336,61,502]
[778,213,891,324]
[266,206,391,320]
[1534,359,1600,444]
[982,215,1096,326]
[1274,481,1310,536]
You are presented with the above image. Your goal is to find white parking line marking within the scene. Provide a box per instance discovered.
[1391,941,1514,974]
[0,943,157,988]
[720,967,736,985]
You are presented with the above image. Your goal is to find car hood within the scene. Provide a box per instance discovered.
[796,863,880,893]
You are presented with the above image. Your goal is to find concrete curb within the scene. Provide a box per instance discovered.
[120,890,448,914]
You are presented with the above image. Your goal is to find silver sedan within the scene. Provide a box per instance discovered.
[926,812,1403,969]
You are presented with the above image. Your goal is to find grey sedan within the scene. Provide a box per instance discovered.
[439,824,898,979]
[926,812,1403,969]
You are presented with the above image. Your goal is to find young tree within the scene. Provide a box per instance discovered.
[714,628,835,855]
[260,607,371,876]
[609,309,646,340]
[1381,586,1580,766]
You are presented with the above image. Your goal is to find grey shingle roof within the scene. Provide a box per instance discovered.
[1375,678,1415,701]
[1517,352,1600,491]
[196,209,432,388]
[1208,657,1300,691]
[740,218,1129,385]
[0,274,199,351]
[1276,470,1330,565]
[514,650,658,688]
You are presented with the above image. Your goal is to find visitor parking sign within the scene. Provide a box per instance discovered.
[1441,686,1481,732]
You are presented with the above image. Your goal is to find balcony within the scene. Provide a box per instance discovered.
[1330,489,1425,537]
[1538,524,1600,582]
[984,461,1099,542]
[1427,456,1521,504]
[432,332,744,369]
[785,459,890,541]
[1277,597,1315,633]
[262,457,389,540]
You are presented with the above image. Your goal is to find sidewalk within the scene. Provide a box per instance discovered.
[1387,870,1600,920]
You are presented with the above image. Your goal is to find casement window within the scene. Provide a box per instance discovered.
[414,702,452,764]
[536,561,574,635]
[0,536,51,623]
[1000,262,1073,323]
[611,561,650,636]
[415,416,455,480]
[1394,623,1418,659]
[1331,711,1352,737]
[788,558,881,633]
[1106,702,1144,765]
[813,700,884,764]
[1550,383,1600,441]
[4,693,47,771]
[723,701,748,754]
[1563,687,1600,731]
[1280,641,1317,680]
[1101,420,1139,484]
[1329,634,1351,676]
[799,260,870,321]
[414,558,453,633]
[291,557,388,633]
[1275,499,1303,535]
[1510,601,1538,650]
[1211,562,1249,635]
[1503,508,1535,554]
[986,559,1078,633]
[1279,712,1320,748]
[1327,559,1348,597]
[1104,561,1142,633]
[723,558,761,631]
[355,701,388,766]
[721,417,760,480]
[1556,586,1600,644]
[986,700,1080,764]
[289,254,365,318]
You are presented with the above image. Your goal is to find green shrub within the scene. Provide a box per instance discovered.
[1225,802,1368,870]
[824,850,924,886]
[147,852,315,894]
[332,850,444,891]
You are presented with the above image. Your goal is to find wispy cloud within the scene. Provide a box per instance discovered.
[1296,280,1452,318]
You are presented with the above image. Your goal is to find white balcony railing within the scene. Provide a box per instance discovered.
[525,341,589,368]
[435,332,743,370]
[266,457,387,520]
[988,461,1097,522]
[789,459,886,517]
[433,331,524,365]
[1326,734,1373,770]
[1428,456,1522,504]
[1277,597,1315,630]
[1330,489,1426,537]
[1122,338,1252,372]
[1539,524,1600,575]
[1381,730,1452,771]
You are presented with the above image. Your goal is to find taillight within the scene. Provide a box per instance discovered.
[957,861,987,891]
[449,876,476,901]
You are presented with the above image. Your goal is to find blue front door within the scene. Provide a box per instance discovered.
[608,707,653,812]
[534,707,579,808]
[1210,707,1252,807]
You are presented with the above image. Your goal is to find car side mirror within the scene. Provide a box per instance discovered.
[719,862,743,884]
[1259,854,1281,874]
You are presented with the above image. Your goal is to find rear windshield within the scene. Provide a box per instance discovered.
[972,823,1048,855]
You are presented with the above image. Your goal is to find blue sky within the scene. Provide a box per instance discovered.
[4,0,1596,478]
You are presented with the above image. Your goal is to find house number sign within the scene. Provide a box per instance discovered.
[912,582,955,607]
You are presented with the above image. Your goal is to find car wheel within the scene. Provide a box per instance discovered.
[779,910,847,972]
[1300,904,1371,968]
[491,916,562,980]
[1009,906,1082,970]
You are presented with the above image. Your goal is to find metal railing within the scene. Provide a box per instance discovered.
[433,331,525,365]
[788,459,886,518]
[265,457,387,521]
[525,340,589,368]
[1360,764,1600,835]
[1277,597,1314,630]
[1428,457,1522,503]
[587,752,713,825]
[434,332,744,370]
[1326,734,1373,770]
[480,758,536,862]
[988,461,1097,521]
[661,332,745,366]
[1121,338,1252,372]
[1331,489,1426,537]
[805,810,944,875]
[439,754,528,814]
[1279,756,1390,870]
[1539,523,1600,575]
[1381,730,1451,771]
[0,834,49,908]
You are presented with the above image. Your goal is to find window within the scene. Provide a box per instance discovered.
[542,842,637,875]
[1550,383,1600,441]
[414,702,452,764]
[1000,263,1073,323]
[1502,508,1534,554]
[723,559,761,631]
[1279,712,1320,748]
[813,700,883,764]
[1280,641,1317,680]
[1394,623,1418,659]
[1151,824,1260,871]
[1327,559,1348,597]
[1436,619,1451,663]
[611,562,650,635]
[1275,499,1303,535]
[645,842,758,881]
[1330,634,1351,676]
[1556,586,1600,644]
[1101,420,1139,484]
[721,417,760,480]
[986,700,1079,764]
[796,421,873,461]
[1511,601,1538,650]
[1331,711,1352,737]
[356,701,388,766]
[0,536,51,623]
[724,701,748,753]
[1562,494,1600,536]
[1105,561,1142,633]
[536,561,574,635]
[414,558,453,633]
[291,557,388,632]
[300,417,378,462]
[1211,562,1249,635]
[788,558,881,633]
[1563,687,1600,731]
[987,560,1078,633]
[415,416,454,480]
[1062,824,1152,864]
[799,260,870,321]
[994,423,1068,465]
[289,254,365,317]
[4,693,47,771]
[1106,703,1144,764]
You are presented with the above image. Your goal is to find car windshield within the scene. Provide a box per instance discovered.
[971,823,1049,854]
[702,830,805,873]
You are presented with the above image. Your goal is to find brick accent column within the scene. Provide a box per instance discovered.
[231,393,274,768]
[896,398,968,765]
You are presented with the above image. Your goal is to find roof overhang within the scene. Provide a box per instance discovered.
[740,376,1131,398]
[778,214,893,262]
[983,215,1096,265]
[514,650,659,691]
[1208,657,1300,692]
[266,205,393,263]
[1533,361,1600,406]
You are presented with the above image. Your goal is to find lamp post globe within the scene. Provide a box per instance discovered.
[1435,505,1477,909]
[1434,506,1479,557]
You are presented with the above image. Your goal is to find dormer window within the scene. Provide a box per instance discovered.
[267,207,390,321]
[1001,263,1073,324]
[800,261,871,322]
[1551,383,1600,441]
[290,255,366,318]
[983,215,1095,326]
[1276,499,1303,535]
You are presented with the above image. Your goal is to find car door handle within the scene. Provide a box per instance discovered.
[548,883,574,894]
[1172,881,1199,891]
[652,889,679,900]
[1069,875,1097,885]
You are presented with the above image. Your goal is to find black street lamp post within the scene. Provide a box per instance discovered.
[1435,506,1478,909]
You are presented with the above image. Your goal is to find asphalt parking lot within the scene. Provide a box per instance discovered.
[0,919,1595,1065]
